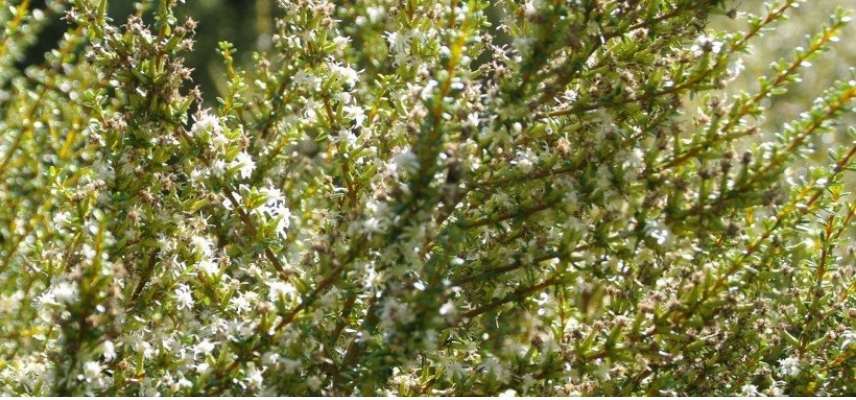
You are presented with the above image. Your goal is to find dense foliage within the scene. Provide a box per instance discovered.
[0,0,854,396]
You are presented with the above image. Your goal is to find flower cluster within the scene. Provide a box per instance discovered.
[0,0,854,396]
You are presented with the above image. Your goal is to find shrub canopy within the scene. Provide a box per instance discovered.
[0,0,854,396]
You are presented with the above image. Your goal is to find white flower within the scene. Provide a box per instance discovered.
[268,281,298,303]
[199,259,220,276]
[53,211,71,227]
[335,129,358,146]
[767,381,785,396]
[464,112,480,128]
[363,217,382,234]
[261,188,288,217]
[386,31,406,51]
[332,35,351,52]
[294,70,321,91]
[196,362,210,374]
[174,284,194,310]
[691,34,723,56]
[52,281,78,305]
[499,389,517,397]
[380,298,414,329]
[740,383,759,396]
[83,361,103,381]
[80,244,97,263]
[130,336,157,359]
[778,355,801,377]
[102,340,116,362]
[191,235,214,258]
[232,151,256,179]
[190,110,222,138]
[229,291,258,314]
[645,220,671,246]
[366,6,385,23]
[420,79,438,100]
[390,149,419,176]
[513,149,536,173]
[210,159,227,177]
[193,339,216,357]
[245,363,265,388]
[177,377,193,389]
[260,186,290,237]
[522,0,540,17]
[344,104,366,127]
[329,62,360,87]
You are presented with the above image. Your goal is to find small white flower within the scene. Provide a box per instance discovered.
[102,340,117,362]
[332,35,351,52]
[513,149,537,173]
[177,377,193,389]
[767,380,785,396]
[363,217,382,234]
[380,298,414,329]
[522,0,541,17]
[80,244,97,263]
[130,336,157,359]
[499,388,517,397]
[294,70,321,91]
[385,31,408,54]
[740,383,759,396]
[645,220,671,246]
[464,112,480,128]
[52,281,78,305]
[190,110,222,138]
[199,259,220,276]
[439,301,455,316]
[174,284,194,310]
[778,355,801,377]
[83,361,103,381]
[691,34,723,56]
[390,149,419,176]
[191,235,214,258]
[245,363,265,388]
[366,6,385,23]
[336,129,358,146]
[232,151,256,179]
[329,62,360,87]
[344,104,366,126]
[193,339,216,357]
[420,79,438,100]
[53,211,71,227]
[210,159,227,177]
[196,362,210,374]
[229,291,257,314]
[268,281,298,303]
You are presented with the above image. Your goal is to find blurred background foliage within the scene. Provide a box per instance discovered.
[714,0,856,143]
[710,0,856,218]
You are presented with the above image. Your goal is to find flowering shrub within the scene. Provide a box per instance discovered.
[1,0,855,396]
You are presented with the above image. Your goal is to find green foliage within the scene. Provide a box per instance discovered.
[0,0,854,396]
